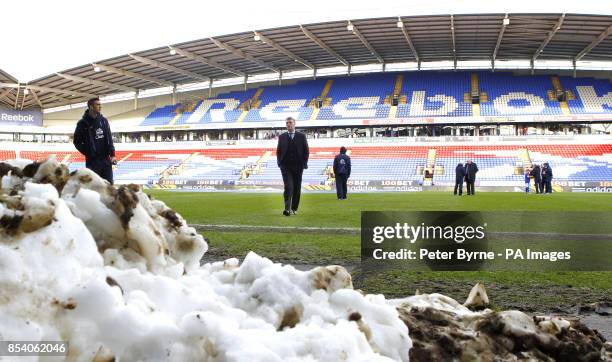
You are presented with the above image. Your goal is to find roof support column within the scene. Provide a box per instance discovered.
[208,80,212,98]
[20,87,27,110]
[574,24,612,61]
[243,75,248,91]
[14,85,20,110]
[172,84,177,104]
[493,14,509,69]
[572,60,577,78]
[134,90,139,110]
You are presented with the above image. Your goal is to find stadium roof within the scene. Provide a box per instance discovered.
[1,13,611,110]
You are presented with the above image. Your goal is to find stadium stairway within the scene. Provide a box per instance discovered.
[388,104,398,119]
[551,76,571,115]
[167,110,183,126]
[238,88,264,123]
[185,100,211,124]
[472,103,480,117]
[422,148,437,186]
[159,152,199,182]
[111,152,134,173]
[388,74,404,119]
[240,151,272,180]
[471,73,481,117]
[517,148,532,170]
[471,73,479,94]
[310,79,333,121]
[61,154,72,164]
[392,74,404,99]
[118,153,133,164]
[167,101,201,125]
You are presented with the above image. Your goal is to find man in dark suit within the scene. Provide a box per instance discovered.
[530,164,542,194]
[333,146,351,200]
[464,159,479,195]
[453,162,465,195]
[541,162,553,194]
[277,117,309,216]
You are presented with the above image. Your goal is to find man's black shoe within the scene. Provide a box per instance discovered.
[283,210,291,216]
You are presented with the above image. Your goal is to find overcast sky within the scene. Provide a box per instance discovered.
[2,0,611,82]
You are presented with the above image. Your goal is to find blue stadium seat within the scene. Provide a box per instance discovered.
[140,72,611,125]
[398,71,472,118]
[479,72,562,116]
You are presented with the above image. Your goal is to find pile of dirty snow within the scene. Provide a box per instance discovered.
[0,158,609,361]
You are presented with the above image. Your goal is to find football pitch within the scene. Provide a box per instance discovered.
[148,191,612,313]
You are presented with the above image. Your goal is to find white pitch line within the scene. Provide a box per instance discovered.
[192,224,612,240]
[192,224,359,234]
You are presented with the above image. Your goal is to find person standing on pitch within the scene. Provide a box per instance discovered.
[464,159,479,195]
[542,162,553,193]
[73,97,117,184]
[524,168,531,193]
[277,117,309,216]
[530,164,542,194]
[453,162,465,195]
[333,146,351,200]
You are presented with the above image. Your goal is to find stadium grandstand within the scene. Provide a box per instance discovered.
[1,13,611,193]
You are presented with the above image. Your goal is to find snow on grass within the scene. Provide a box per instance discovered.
[0,160,410,361]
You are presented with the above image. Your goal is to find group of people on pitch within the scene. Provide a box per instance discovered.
[79,100,551,216]
[524,163,554,194]
[453,161,479,196]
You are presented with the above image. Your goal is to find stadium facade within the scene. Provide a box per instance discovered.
[0,14,611,192]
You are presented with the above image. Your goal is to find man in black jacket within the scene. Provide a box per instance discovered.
[333,146,351,200]
[541,162,553,194]
[73,97,116,184]
[453,162,465,195]
[530,164,542,194]
[464,160,479,195]
[277,117,309,216]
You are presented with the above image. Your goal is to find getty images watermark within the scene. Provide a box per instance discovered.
[361,211,612,271]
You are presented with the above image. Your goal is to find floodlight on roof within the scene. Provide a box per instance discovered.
[503,18,510,26]
[347,22,354,32]
[396,21,403,28]
[169,48,177,55]
[23,89,29,95]
[253,34,261,41]
[93,66,101,72]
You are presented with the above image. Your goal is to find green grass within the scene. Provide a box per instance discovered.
[147,191,612,227]
[352,270,612,312]
[148,190,612,267]
[149,191,612,309]
[203,231,359,265]
[355,270,612,293]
